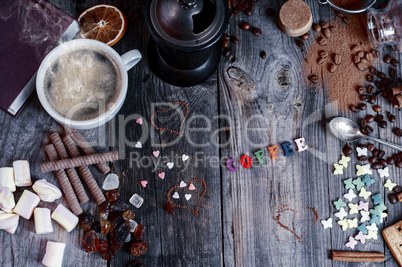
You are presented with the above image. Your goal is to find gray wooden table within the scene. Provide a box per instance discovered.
[0,0,401,266]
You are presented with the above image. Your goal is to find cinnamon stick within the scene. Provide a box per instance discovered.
[331,251,385,262]
[41,151,118,173]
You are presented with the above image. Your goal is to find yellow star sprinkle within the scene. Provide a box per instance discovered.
[348,203,359,215]
[359,187,371,200]
[366,230,378,240]
[334,163,344,175]
[347,218,358,228]
[338,219,349,231]
[384,179,397,191]
[339,156,351,168]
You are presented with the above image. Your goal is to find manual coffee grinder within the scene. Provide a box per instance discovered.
[145,0,229,87]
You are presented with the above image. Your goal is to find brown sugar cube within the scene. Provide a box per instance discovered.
[382,220,402,266]
[278,0,312,37]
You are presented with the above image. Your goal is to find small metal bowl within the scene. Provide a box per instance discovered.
[317,0,376,14]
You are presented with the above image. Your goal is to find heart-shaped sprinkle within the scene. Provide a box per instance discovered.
[135,141,142,148]
[188,183,196,190]
[182,154,189,162]
[167,162,174,169]
[179,181,187,188]
[140,181,148,188]
[153,151,160,157]
[158,172,165,179]
[172,192,179,199]
[136,118,143,125]
[185,194,191,201]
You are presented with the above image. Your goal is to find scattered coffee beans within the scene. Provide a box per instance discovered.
[301,33,309,40]
[245,8,252,16]
[223,48,231,57]
[323,28,330,38]
[357,103,367,110]
[240,22,251,31]
[252,27,262,36]
[371,49,380,58]
[319,51,328,58]
[320,21,329,28]
[333,54,341,65]
[373,105,382,112]
[384,54,392,63]
[310,75,319,83]
[389,193,397,204]
[260,51,266,59]
[318,37,327,46]
[366,115,374,123]
[313,24,321,32]
[329,64,337,73]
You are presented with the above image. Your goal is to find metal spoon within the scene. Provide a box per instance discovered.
[329,117,402,152]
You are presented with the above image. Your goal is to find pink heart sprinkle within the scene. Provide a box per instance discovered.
[158,172,165,179]
[188,183,196,190]
[140,180,148,188]
[136,118,143,125]
[153,151,160,158]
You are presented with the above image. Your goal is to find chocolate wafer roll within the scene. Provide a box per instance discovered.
[62,135,106,205]
[41,151,118,173]
[44,144,82,216]
[49,133,89,204]
[63,126,110,174]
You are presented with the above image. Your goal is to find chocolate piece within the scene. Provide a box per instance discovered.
[389,193,397,204]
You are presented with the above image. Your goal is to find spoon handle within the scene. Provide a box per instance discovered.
[363,135,402,152]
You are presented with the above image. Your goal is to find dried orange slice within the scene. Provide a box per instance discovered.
[78,4,127,46]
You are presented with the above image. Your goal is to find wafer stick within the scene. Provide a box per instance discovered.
[63,126,110,174]
[41,151,118,173]
[44,144,82,216]
[330,251,384,262]
[62,135,106,205]
[49,133,89,204]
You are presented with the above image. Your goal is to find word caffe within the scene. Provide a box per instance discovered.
[226,138,308,171]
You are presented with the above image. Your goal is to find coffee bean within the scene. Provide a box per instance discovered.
[377,72,386,79]
[391,59,400,66]
[349,105,358,112]
[382,78,390,85]
[387,112,395,123]
[238,2,246,10]
[397,160,402,168]
[384,54,392,63]
[360,119,367,128]
[358,155,368,161]
[320,21,329,28]
[329,63,337,73]
[353,55,360,64]
[371,49,380,58]
[366,74,374,82]
[252,27,262,36]
[374,81,382,87]
[393,153,400,161]
[240,22,251,31]
[317,57,326,65]
[368,95,376,104]
[222,48,231,57]
[389,193,397,204]
[343,17,351,24]
[357,63,366,71]
[221,40,229,48]
[372,149,380,157]
[361,128,369,135]
[379,120,387,128]
[301,33,309,40]
[367,85,374,93]
[234,8,241,15]
[378,150,385,159]
[358,87,366,95]
[334,54,341,65]
[367,143,375,151]
[365,52,374,61]
[365,125,373,134]
[322,28,331,38]
[360,95,369,102]
[357,51,365,58]
[368,156,377,163]
[387,157,394,165]
[335,11,345,18]
[260,51,266,59]
[379,159,388,167]
[373,105,381,112]
[369,66,378,75]
[319,51,328,58]
[265,8,274,16]
[393,185,402,193]
[366,115,374,123]
[296,39,304,47]
[310,75,319,83]
[390,69,397,78]
[222,34,230,41]
[371,162,382,169]
[342,144,352,156]
[357,103,367,110]
[231,36,239,44]
[318,37,327,46]
[394,127,402,136]
[245,8,252,16]
[313,24,321,32]
[375,114,384,122]
[360,58,368,64]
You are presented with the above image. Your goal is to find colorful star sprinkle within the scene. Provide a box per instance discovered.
[360,210,370,222]
[356,147,368,157]
[321,218,333,229]
[357,224,368,235]
[344,178,355,190]
[334,198,347,210]
[356,164,372,176]
[375,203,387,213]
[370,215,381,225]
[378,167,389,178]
[347,218,358,228]
[345,236,358,249]
[355,231,367,244]
[335,207,348,220]
[334,163,344,175]
[369,208,381,216]
[353,178,365,191]
[384,179,397,191]
[339,156,351,168]
[338,219,349,231]
[366,230,378,240]
[362,174,375,187]
[357,201,369,211]
[359,187,371,200]
[366,223,378,231]
[380,212,388,223]
[372,193,384,205]
[348,203,359,214]
[344,189,356,202]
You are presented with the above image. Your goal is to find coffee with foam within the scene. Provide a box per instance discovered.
[44,47,122,121]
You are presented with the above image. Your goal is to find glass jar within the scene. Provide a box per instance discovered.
[367,0,402,52]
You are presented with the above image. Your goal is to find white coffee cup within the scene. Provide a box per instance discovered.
[36,39,141,129]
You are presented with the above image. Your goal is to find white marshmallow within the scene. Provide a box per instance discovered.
[0,167,16,192]
[0,187,15,213]
[32,179,62,202]
[4,223,18,234]
[51,204,78,232]
[0,210,19,230]
[34,208,53,234]
[13,190,40,220]
[13,160,31,187]
[42,241,66,267]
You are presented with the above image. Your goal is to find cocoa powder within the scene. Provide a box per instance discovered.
[331,0,365,10]
[303,14,374,110]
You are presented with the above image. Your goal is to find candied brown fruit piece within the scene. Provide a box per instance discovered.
[82,230,100,253]
[102,248,115,260]
[164,203,177,215]
[101,220,113,235]
[79,213,94,231]
[111,221,131,251]
[111,199,130,211]
[99,240,109,253]
[105,189,120,202]
[91,221,101,233]
[133,224,146,241]
[100,201,111,220]
[122,210,135,220]
[130,242,147,256]
[126,260,145,267]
